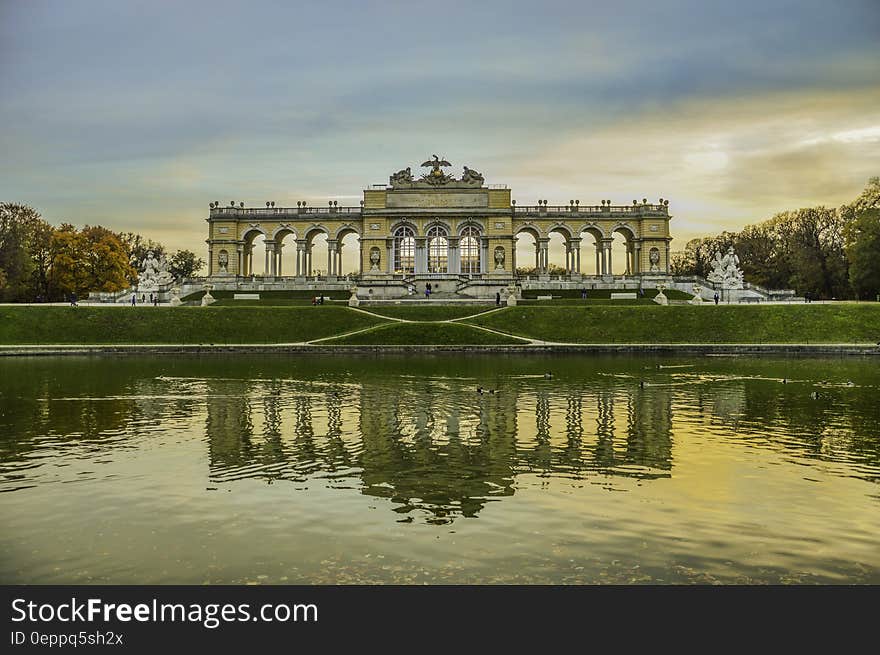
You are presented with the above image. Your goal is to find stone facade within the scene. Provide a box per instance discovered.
[205,159,673,297]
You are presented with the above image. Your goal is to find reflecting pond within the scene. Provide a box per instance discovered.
[1,354,878,584]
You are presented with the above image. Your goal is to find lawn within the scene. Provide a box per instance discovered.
[321,322,528,345]
[0,306,388,344]
[3,304,877,346]
[357,305,499,321]
[465,305,880,343]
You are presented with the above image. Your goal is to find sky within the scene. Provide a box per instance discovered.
[1,0,878,272]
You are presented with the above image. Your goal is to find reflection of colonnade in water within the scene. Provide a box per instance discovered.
[5,362,880,497]
[202,376,676,521]
[516,387,674,478]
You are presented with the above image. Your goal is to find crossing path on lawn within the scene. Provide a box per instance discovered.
[308,305,529,344]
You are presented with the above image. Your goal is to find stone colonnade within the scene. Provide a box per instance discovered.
[520,233,644,276]
[234,234,353,278]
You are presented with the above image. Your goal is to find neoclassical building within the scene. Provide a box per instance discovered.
[205,157,672,297]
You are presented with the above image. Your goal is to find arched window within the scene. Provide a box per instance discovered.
[460,225,481,274]
[427,225,448,273]
[393,225,415,274]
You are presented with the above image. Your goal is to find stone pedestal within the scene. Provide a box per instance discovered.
[505,285,518,307]
[653,287,668,305]
[201,285,216,306]
[689,284,703,305]
[169,287,182,307]
[348,286,360,307]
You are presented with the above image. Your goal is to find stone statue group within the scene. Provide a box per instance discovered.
[137,250,174,290]
[708,246,744,289]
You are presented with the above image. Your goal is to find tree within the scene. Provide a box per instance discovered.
[844,208,880,300]
[28,218,55,300]
[47,225,89,299]
[769,207,849,299]
[841,176,880,221]
[0,203,54,301]
[48,225,135,299]
[81,226,137,293]
[168,249,205,280]
[669,234,733,278]
[735,223,782,289]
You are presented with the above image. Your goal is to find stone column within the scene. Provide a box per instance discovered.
[208,248,213,276]
[538,238,550,275]
[414,238,426,274]
[295,242,303,277]
[595,244,600,276]
[665,242,670,273]
[601,239,613,275]
[266,242,276,277]
[327,239,338,278]
[276,244,283,277]
[236,247,243,277]
[386,239,394,275]
[633,242,641,274]
[572,238,581,274]
[448,236,459,274]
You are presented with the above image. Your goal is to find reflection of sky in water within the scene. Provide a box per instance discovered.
[0,355,878,584]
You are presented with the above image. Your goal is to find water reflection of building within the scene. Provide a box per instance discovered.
[202,376,675,523]
[5,361,878,501]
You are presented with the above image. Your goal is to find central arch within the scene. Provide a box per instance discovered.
[427,225,449,273]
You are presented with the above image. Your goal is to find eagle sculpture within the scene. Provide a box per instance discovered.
[421,154,451,175]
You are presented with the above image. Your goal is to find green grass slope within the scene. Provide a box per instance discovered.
[0,306,388,344]
[466,305,880,343]
[321,322,527,345]
[357,305,498,321]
